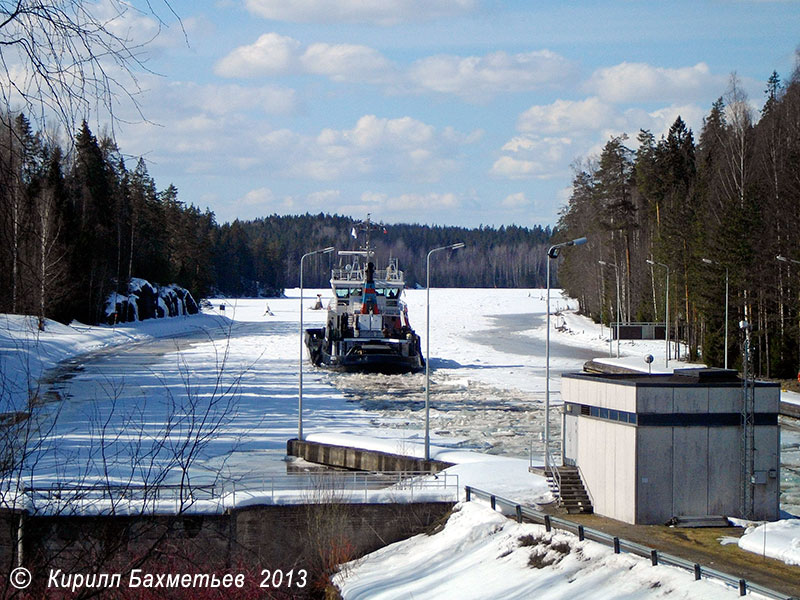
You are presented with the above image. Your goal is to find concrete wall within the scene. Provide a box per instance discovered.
[0,502,454,588]
[562,377,637,413]
[707,427,742,516]
[573,416,636,524]
[636,424,779,523]
[671,425,710,516]
[288,439,453,473]
[755,386,780,412]
[753,425,781,519]
[635,427,673,524]
[636,384,675,413]
[709,385,743,412]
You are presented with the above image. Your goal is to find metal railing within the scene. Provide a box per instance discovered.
[22,471,459,514]
[331,267,404,283]
[529,441,563,503]
[465,486,792,600]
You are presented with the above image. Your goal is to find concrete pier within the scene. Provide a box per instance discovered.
[287,439,453,473]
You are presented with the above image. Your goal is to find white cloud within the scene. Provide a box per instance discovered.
[288,115,461,182]
[586,62,720,104]
[162,114,466,184]
[407,50,574,99]
[171,82,298,115]
[517,97,619,135]
[347,115,434,149]
[214,33,301,77]
[216,34,572,101]
[641,104,707,137]
[301,43,395,83]
[501,136,572,161]
[491,135,576,180]
[237,188,340,214]
[216,33,396,82]
[490,156,546,179]
[557,185,573,205]
[230,189,462,222]
[493,95,708,183]
[356,191,460,213]
[501,192,532,208]
[94,0,184,49]
[241,187,277,207]
[243,0,475,25]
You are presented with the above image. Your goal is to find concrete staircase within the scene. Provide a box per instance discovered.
[547,466,593,514]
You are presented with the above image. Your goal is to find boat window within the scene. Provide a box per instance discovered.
[374,288,386,297]
[386,288,399,299]
[335,287,362,298]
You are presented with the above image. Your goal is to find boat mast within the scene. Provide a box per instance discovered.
[354,213,377,261]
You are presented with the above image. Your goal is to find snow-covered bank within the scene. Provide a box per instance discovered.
[737,519,800,566]
[0,311,230,411]
[334,501,755,600]
[306,432,551,507]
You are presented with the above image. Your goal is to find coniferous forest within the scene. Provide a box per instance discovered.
[0,116,552,326]
[556,69,800,378]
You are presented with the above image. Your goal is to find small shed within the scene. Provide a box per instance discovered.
[561,368,780,525]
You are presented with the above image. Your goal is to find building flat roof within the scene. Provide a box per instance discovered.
[564,368,779,388]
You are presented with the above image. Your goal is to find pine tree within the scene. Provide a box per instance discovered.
[69,120,116,323]
[596,136,636,321]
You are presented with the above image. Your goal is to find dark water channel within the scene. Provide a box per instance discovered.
[469,313,599,365]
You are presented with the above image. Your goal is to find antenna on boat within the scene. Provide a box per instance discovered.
[350,213,381,260]
[364,213,372,256]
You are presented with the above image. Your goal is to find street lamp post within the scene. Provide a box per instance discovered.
[545,236,587,472]
[425,242,465,461]
[598,260,620,358]
[298,246,335,440]
[598,264,611,357]
[701,258,729,369]
[646,259,670,369]
[777,255,800,266]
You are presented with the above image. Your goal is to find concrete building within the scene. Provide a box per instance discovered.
[561,368,780,525]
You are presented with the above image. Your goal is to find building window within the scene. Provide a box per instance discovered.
[568,402,636,426]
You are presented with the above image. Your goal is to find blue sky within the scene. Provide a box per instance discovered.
[111,0,800,228]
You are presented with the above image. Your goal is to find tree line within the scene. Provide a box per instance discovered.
[0,116,554,326]
[0,115,215,326]
[556,62,800,379]
[229,215,553,293]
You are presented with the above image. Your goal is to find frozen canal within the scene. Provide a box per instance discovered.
[26,290,800,515]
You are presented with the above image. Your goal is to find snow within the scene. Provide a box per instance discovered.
[0,311,229,412]
[22,465,461,516]
[783,390,800,407]
[334,501,755,600]
[306,432,551,506]
[3,287,800,591]
[737,519,800,566]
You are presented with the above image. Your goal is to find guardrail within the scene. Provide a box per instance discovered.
[22,471,459,514]
[465,486,792,600]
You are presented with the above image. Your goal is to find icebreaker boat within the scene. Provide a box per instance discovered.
[304,218,424,374]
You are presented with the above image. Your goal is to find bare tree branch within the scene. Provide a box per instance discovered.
[0,0,181,137]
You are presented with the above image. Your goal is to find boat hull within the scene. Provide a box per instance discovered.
[304,328,424,374]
